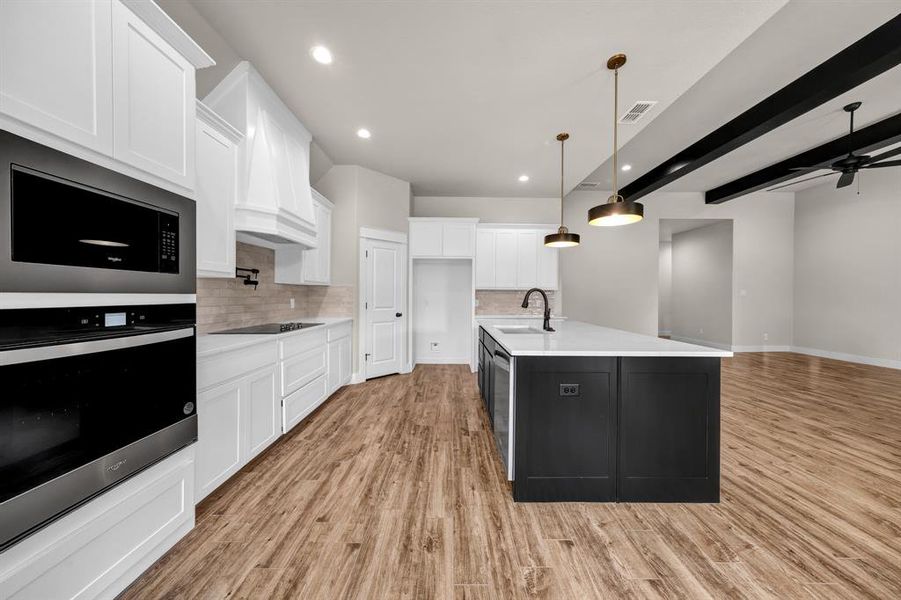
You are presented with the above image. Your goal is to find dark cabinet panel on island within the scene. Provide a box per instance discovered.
[513,356,617,502]
[618,357,720,502]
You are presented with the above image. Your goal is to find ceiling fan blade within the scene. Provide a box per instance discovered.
[766,172,835,191]
[789,166,819,171]
[861,145,901,166]
[836,171,855,188]
[862,160,901,169]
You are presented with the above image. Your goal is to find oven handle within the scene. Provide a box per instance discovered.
[0,327,195,366]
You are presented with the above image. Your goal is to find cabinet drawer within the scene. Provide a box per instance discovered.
[283,374,327,433]
[279,328,327,360]
[281,345,327,397]
[197,340,277,391]
[327,321,351,342]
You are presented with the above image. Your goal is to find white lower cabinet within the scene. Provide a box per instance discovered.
[195,321,353,503]
[196,342,280,504]
[0,447,194,600]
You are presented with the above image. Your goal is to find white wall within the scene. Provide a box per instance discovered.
[412,196,560,224]
[670,222,734,349]
[658,242,672,335]
[561,190,794,349]
[793,169,901,367]
[358,167,413,233]
[413,260,473,363]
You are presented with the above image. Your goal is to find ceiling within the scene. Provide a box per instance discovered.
[584,1,901,196]
[186,0,786,197]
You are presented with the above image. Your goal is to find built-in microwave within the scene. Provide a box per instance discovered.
[0,129,195,293]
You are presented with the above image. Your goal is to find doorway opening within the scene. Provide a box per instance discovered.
[658,219,734,351]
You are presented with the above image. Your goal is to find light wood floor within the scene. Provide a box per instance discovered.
[121,354,901,599]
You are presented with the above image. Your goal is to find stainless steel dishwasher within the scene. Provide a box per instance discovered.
[493,347,511,475]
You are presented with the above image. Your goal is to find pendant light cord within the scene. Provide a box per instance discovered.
[612,66,619,201]
[560,135,565,227]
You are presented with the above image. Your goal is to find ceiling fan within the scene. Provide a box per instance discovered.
[768,102,901,191]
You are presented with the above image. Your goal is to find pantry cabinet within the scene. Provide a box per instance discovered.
[409,218,478,258]
[196,101,241,278]
[475,226,559,290]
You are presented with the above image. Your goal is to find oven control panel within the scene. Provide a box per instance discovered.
[78,309,149,329]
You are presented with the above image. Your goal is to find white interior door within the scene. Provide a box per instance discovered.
[364,238,405,379]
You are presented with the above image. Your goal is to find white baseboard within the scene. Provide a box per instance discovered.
[350,372,365,385]
[731,345,791,353]
[414,356,471,365]
[669,335,733,351]
[790,346,901,370]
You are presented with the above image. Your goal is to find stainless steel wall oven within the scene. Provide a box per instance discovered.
[0,304,197,551]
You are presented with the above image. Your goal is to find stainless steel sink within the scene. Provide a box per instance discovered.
[495,325,547,335]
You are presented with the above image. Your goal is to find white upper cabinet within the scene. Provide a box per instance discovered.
[204,62,318,247]
[475,226,559,290]
[409,218,478,258]
[111,0,195,189]
[0,0,213,192]
[196,101,242,278]
[274,189,333,285]
[0,0,113,155]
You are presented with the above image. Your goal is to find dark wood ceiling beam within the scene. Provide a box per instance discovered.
[618,13,901,203]
[704,112,901,203]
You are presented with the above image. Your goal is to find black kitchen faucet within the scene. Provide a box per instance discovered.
[521,288,555,332]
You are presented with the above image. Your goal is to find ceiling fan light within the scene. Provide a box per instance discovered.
[587,200,644,227]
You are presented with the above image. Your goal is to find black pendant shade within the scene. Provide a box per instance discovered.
[587,197,644,227]
[544,227,580,247]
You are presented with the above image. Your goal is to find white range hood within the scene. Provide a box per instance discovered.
[204,62,317,248]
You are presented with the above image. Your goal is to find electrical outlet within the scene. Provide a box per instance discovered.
[289,297,295,309]
[763,332,769,341]
[430,342,440,352]
[560,384,580,397]
[699,328,704,335]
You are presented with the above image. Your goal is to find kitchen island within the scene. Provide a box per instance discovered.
[476,318,732,503]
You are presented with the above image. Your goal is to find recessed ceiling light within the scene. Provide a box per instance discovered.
[356,128,371,139]
[518,174,530,182]
[310,45,333,65]
[621,164,632,172]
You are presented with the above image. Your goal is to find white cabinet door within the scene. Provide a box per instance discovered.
[302,200,331,284]
[537,232,559,290]
[327,340,340,394]
[195,117,236,277]
[196,381,242,502]
[338,337,352,385]
[409,221,443,257]
[0,0,113,154]
[111,0,195,189]
[475,230,496,288]
[244,365,279,461]
[494,231,518,288]
[516,231,539,289]
[442,223,475,257]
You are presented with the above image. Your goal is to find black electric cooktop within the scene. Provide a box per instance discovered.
[212,322,324,335]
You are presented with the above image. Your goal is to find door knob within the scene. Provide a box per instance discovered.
[396,312,403,317]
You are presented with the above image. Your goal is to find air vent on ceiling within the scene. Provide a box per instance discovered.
[619,100,657,124]
[577,181,601,190]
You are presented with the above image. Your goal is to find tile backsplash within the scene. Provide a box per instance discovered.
[475,290,557,316]
[197,242,354,334]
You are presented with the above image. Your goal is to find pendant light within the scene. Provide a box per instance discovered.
[588,53,644,227]
[544,133,581,247]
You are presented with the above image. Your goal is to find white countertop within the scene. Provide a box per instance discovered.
[477,318,732,358]
[197,317,352,358]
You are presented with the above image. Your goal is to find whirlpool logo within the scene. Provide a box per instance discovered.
[107,256,123,263]
[107,459,127,472]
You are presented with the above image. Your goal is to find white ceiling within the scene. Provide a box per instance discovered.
[584,1,901,196]
[187,0,786,197]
